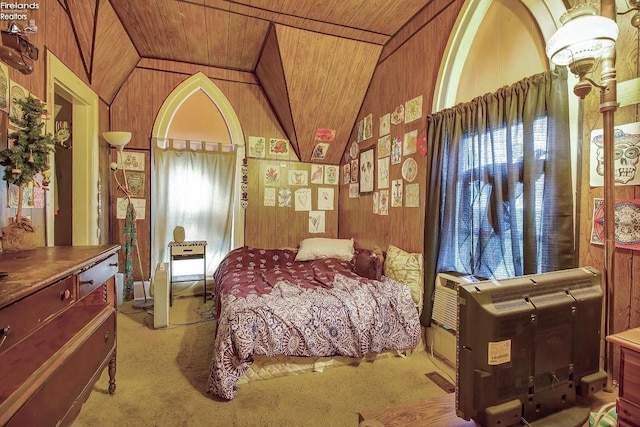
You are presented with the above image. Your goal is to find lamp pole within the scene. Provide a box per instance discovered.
[599,0,617,392]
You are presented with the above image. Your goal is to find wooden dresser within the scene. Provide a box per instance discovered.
[607,327,640,427]
[0,245,120,426]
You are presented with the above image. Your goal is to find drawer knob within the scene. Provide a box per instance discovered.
[80,279,94,286]
[60,289,71,300]
[104,331,110,342]
[109,262,119,267]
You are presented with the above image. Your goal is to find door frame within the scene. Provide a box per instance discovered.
[46,51,99,245]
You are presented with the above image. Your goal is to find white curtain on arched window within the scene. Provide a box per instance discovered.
[152,140,236,298]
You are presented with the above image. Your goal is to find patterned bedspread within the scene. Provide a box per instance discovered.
[207,246,421,400]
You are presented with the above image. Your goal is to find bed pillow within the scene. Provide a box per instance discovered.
[295,238,355,261]
[383,245,424,313]
[354,249,383,280]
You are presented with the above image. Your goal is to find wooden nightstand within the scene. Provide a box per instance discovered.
[607,327,640,426]
[169,241,207,304]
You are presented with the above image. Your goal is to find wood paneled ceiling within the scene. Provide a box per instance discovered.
[110,0,430,70]
[65,0,435,162]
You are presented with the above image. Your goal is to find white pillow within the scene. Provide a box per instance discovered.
[295,238,355,261]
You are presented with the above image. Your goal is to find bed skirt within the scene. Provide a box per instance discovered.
[237,326,427,384]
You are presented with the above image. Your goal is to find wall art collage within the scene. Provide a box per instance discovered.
[262,162,339,234]
[343,94,424,214]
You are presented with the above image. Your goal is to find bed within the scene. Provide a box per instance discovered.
[206,240,422,400]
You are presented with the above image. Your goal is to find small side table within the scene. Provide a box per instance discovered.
[169,241,207,305]
[606,327,640,426]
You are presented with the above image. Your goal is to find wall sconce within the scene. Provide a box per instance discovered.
[546,0,618,391]
[546,2,618,98]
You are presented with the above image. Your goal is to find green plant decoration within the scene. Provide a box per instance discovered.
[0,95,55,224]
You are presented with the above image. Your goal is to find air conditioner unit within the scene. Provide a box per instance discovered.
[431,272,478,332]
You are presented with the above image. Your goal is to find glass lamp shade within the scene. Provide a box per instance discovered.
[546,7,618,67]
[103,131,132,150]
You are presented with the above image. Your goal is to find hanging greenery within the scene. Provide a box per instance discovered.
[0,95,55,223]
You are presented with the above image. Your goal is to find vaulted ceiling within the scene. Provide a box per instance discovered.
[63,0,437,162]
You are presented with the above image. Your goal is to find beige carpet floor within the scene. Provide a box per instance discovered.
[71,297,453,427]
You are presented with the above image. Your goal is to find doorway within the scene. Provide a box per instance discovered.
[45,51,99,246]
[53,93,72,245]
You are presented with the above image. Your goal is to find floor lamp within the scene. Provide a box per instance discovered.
[545,0,618,390]
[104,131,154,309]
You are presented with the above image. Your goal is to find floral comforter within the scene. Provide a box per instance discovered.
[207,246,420,400]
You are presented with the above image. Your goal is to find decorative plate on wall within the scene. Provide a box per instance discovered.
[402,158,417,182]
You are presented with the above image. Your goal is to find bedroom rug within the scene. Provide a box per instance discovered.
[71,297,450,427]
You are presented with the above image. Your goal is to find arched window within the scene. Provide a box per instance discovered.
[151,73,245,296]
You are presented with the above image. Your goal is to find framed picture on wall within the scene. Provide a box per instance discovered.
[0,62,8,113]
[359,147,374,194]
[9,81,28,126]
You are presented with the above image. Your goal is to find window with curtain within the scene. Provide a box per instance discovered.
[152,140,237,294]
[439,117,549,279]
[421,68,576,322]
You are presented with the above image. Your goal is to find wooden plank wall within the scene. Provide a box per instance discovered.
[245,159,339,249]
[338,0,463,254]
[109,61,334,278]
[0,1,114,247]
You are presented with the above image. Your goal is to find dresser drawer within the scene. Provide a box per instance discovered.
[620,347,640,403]
[171,244,205,256]
[78,253,119,298]
[0,276,75,354]
[6,309,116,427]
[617,397,640,427]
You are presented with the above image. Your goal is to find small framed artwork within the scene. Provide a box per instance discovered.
[379,113,390,137]
[404,129,418,156]
[278,188,292,207]
[248,136,266,158]
[405,95,423,123]
[391,179,403,207]
[379,189,389,215]
[377,156,389,189]
[269,138,290,156]
[349,183,359,198]
[309,211,326,233]
[122,151,145,171]
[350,159,359,183]
[377,135,391,158]
[314,128,335,142]
[311,142,329,161]
[9,81,28,126]
[359,147,374,194]
[405,183,419,207]
[363,113,373,141]
[289,169,308,186]
[126,172,145,197]
[0,61,8,113]
[310,164,324,184]
[264,164,280,186]
[324,165,339,185]
[342,163,351,184]
[391,135,402,165]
